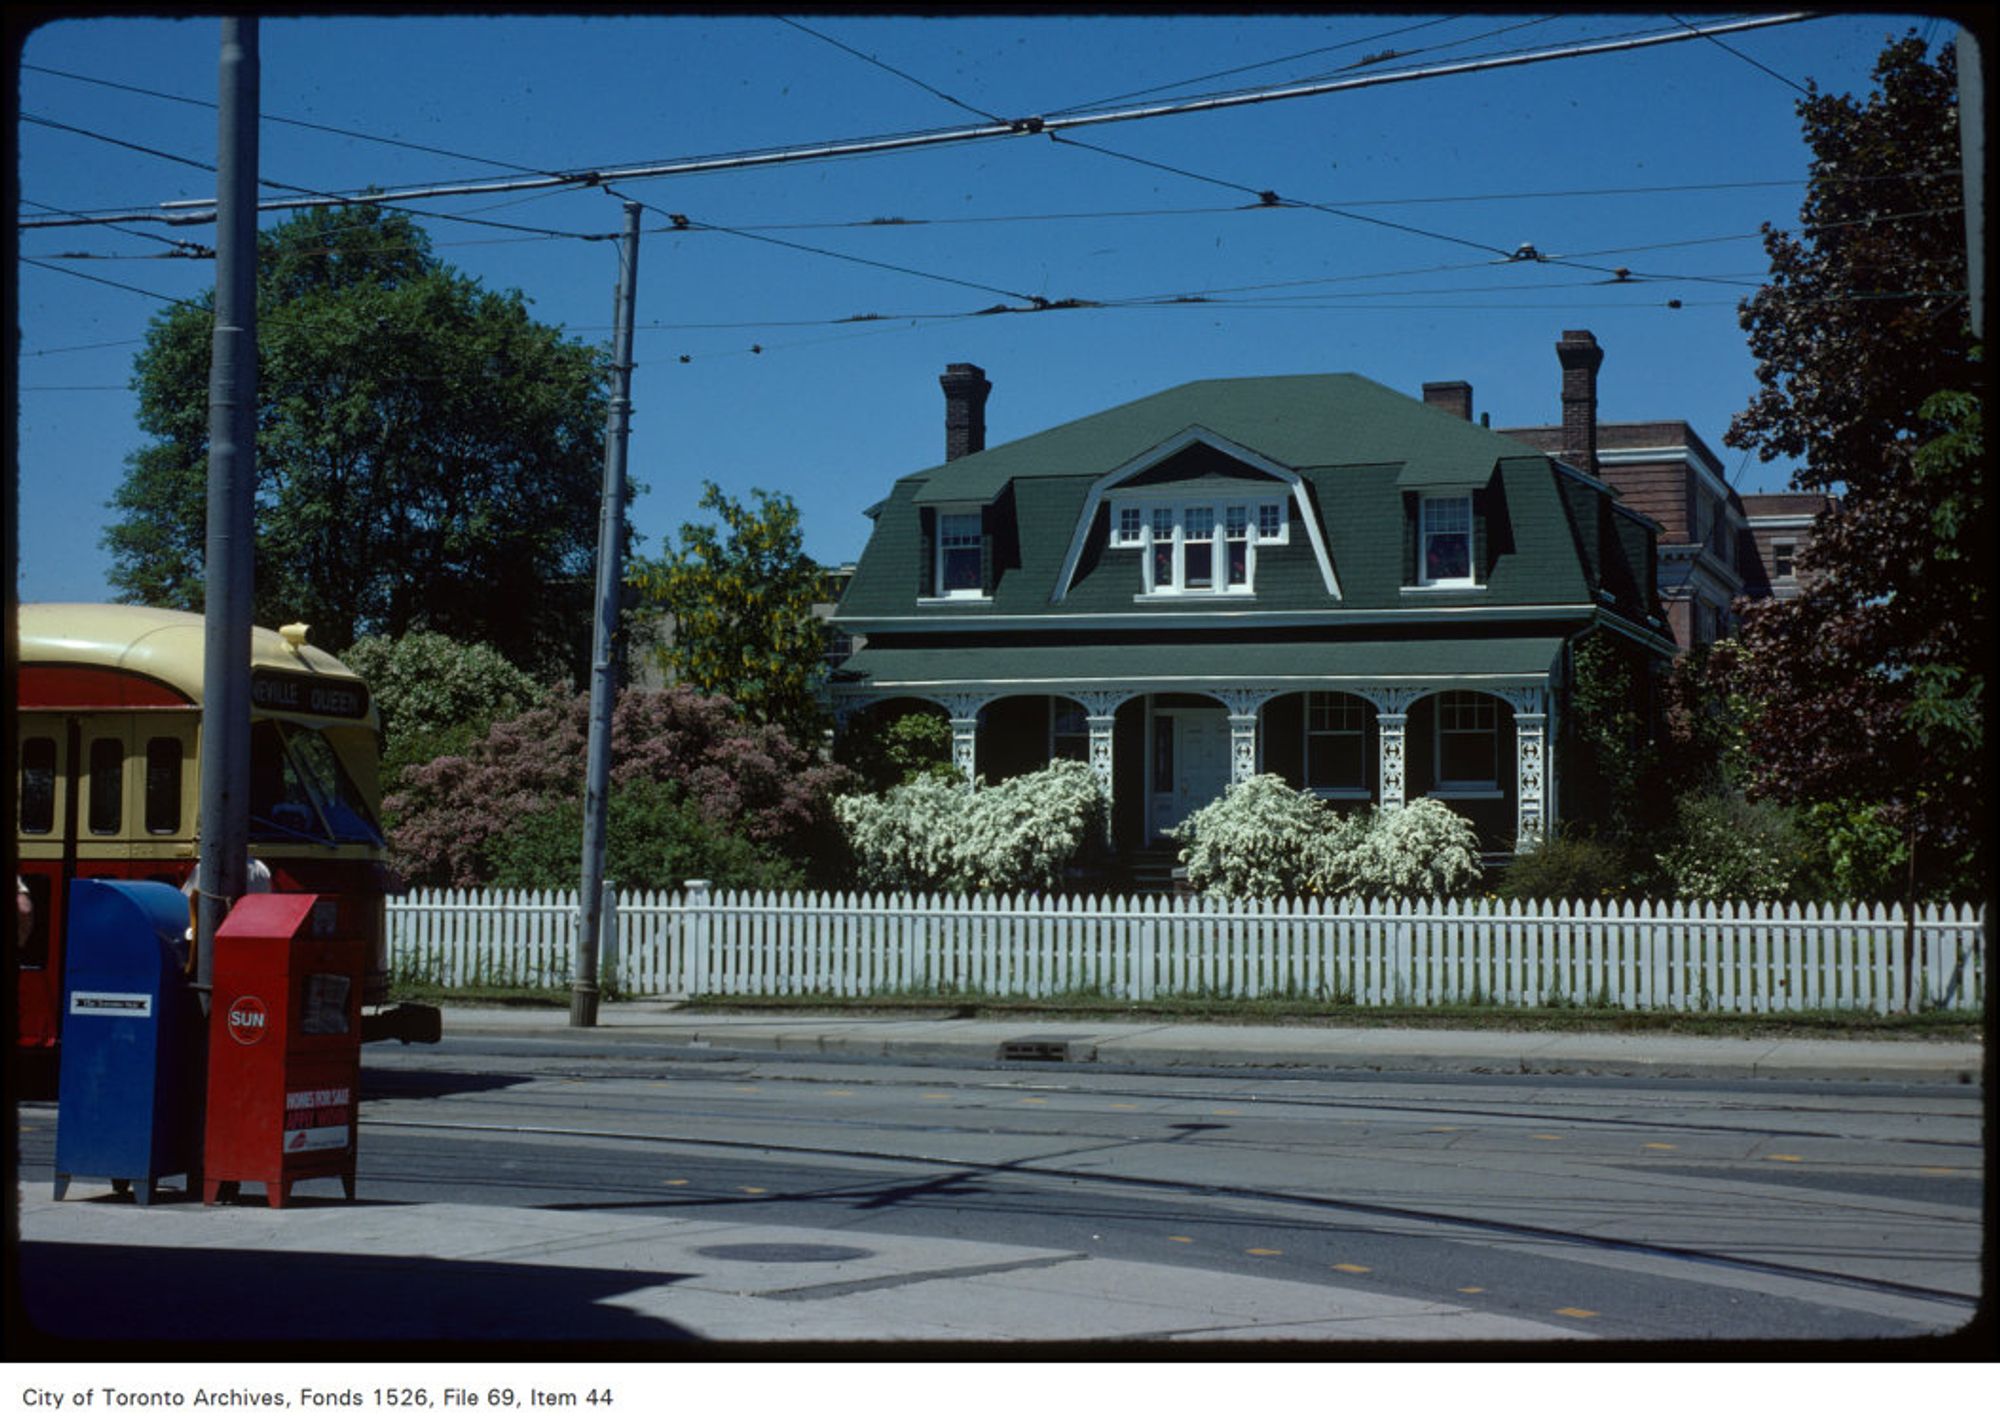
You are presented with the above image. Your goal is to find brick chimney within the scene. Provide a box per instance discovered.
[1422,380,1474,421]
[939,362,991,461]
[1556,330,1603,478]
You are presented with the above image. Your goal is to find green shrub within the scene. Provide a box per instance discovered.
[486,779,802,893]
[1655,791,1828,902]
[1497,831,1635,902]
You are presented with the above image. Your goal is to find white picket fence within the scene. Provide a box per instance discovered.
[385,885,1986,1015]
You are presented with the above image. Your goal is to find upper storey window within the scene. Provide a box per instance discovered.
[1112,495,1286,596]
[937,511,985,596]
[1419,494,1474,587]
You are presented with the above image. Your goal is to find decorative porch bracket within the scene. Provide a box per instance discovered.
[1072,690,1130,839]
[1364,687,1426,811]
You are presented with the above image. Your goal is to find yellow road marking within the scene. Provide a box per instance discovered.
[1766,1154,1804,1163]
[1109,1103,1139,1110]
[1332,1263,1371,1274]
[1019,1096,1049,1104]
[1643,1142,1677,1151]
[1167,1236,1194,1244]
[735,1086,760,1093]
[1919,1167,1958,1176]
[1532,1133,1563,1141]
[739,1186,767,1195]
[921,1092,951,1100]
[1246,1248,1282,1257]
[825,1089,854,1097]
[1555,1307,1598,1319]
[663,1179,689,1187]
[1457,1286,1485,1295]
[1429,1126,1459,1133]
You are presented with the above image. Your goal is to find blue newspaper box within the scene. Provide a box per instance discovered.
[54,878,205,1204]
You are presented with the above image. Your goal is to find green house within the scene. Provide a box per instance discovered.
[830,355,1672,857]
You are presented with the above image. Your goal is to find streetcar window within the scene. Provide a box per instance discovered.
[145,736,183,835]
[18,737,56,835]
[248,721,382,846]
[249,720,318,841]
[87,738,124,835]
[284,727,383,845]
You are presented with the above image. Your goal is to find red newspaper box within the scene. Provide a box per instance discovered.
[203,894,364,1207]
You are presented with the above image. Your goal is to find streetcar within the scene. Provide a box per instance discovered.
[14,603,434,1055]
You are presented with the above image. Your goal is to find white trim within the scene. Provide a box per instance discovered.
[836,601,1598,632]
[1050,426,1341,602]
[1594,442,1733,507]
[1400,584,1489,595]
[1417,492,1477,589]
[838,670,1554,694]
[915,595,993,607]
[1746,513,1818,530]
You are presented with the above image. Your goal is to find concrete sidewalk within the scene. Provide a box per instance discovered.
[14,1190,1587,1344]
[435,1003,1985,1084]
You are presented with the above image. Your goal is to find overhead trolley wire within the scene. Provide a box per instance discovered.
[18,12,1818,232]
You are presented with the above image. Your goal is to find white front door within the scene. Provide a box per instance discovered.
[1150,707,1232,838]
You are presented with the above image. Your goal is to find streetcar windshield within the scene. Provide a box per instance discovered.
[249,720,383,846]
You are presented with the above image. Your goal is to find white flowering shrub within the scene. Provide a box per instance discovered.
[1174,776,1483,899]
[833,773,967,892]
[1331,797,1484,899]
[1172,775,1345,897]
[835,759,1106,893]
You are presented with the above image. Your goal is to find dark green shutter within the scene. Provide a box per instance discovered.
[917,507,936,597]
[1472,485,1489,583]
[979,526,995,595]
[1402,492,1419,585]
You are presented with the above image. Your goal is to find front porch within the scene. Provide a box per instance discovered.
[833,659,1557,858]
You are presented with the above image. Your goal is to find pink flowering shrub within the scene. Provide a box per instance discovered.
[387,686,853,888]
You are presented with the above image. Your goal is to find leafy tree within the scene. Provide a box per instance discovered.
[386,684,852,889]
[837,707,957,791]
[1711,34,1987,898]
[340,630,543,783]
[627,482,829,749]
[486,780,802,893]
[106,204,615,681]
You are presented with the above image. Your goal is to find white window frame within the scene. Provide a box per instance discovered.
[1771,538,1796,579]
[1110,491,1286,597]
[1419,494,1476,589]
[933,507,988,601]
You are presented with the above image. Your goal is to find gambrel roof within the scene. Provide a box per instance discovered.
[837,371,1659,630]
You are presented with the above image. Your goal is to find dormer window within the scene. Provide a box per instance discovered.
[1113,494,1286,597]
[1420,494,1474,587]
[937,510,984,596]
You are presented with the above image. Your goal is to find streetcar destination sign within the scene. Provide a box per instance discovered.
[250,668,370,720]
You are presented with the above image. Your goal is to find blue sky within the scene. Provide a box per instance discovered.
[13,11,1958,612]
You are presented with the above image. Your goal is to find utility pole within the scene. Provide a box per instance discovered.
[194,16,258,1006]
[572,201,642,1028]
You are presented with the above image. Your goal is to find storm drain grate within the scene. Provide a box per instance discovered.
[997,1035,1090,1063]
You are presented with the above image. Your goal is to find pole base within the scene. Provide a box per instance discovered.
[569,984,600,1028]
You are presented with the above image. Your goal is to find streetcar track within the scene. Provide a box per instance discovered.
[354,1067,1988,1152]
[361,1113,1982,1312]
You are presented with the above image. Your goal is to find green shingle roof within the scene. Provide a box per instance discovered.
[910,373,1524,504]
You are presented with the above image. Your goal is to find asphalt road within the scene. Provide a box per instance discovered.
[19,1033,1979,1346]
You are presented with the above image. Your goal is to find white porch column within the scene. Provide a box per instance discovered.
[942,693,987,789]
[1501,686,1550,844]
[1368,687,1424,812]
[1074,690,1126,844]
[1217,689,1272,785]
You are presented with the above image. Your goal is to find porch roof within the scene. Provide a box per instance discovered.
[833,636,1565,696]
